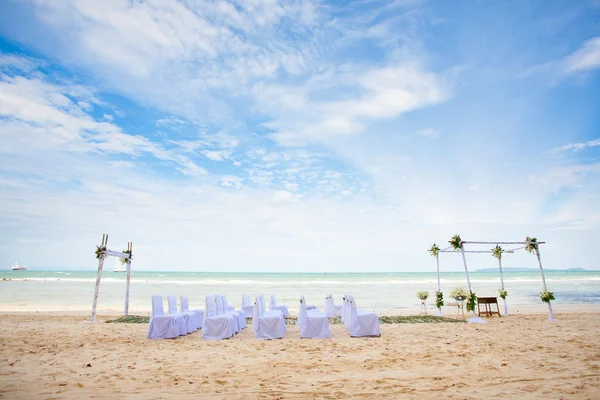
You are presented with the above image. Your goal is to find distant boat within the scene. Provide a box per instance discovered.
[11,262,27,271]
[114,258,127,273]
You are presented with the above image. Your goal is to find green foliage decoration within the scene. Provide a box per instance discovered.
[466,291,477,312]
[498,289,508,299]
[540,290,555,303]
[449,235,462,251]
[491,245,504,259]
[435,291,444,308]
[428,243,440,257]
[525,236,538,253]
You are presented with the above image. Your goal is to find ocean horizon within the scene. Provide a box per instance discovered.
[1,269,599,314]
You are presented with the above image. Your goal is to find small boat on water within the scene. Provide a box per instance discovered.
[11,262,27,271]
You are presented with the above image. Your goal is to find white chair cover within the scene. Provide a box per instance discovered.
[346,295,380,337]
[242,294,254,318]
[223,296,246,330]
[270,295,290,318]
[260,295,283,317]
[147,295,183,339]
[342,294,350,328]
[202,295,234,340]
[324,294,343,318]
[253,295,286,340]
[215,295,238,334]
[168,295,193,334]
[298,295,331,339]
[181,296,203,330]
[167,296,194,336]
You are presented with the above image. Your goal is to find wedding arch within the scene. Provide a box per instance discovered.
[429,236,554,323]
[91,234,134,323]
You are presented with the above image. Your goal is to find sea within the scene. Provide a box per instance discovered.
[1,270,599,315]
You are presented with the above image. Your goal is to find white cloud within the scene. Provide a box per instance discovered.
[0,59,206,176]
[549,138,600,153]
[415,128,439,138]
[565,36,600,74]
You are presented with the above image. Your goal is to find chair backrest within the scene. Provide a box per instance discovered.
[180,296,189,312]
[298,295,308,330]
[341,294,348,323]
[270,295,277,311]
[223,296,230,311]
[204,295,216,326]
[346,295,358,329]
[215,295,224,315]
[151,295,164,318]
[324,294,334,318]
[252,295,261,331]
[167,295,178,314]
[258,295,266,314]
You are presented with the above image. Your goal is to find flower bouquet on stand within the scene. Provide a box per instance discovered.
[449,287,468,319]
[417,290,429,315]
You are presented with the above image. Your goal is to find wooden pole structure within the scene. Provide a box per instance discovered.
[498,256,508,316]
[91,234,107,323]
[459,244,486,323]
[124,242,132,316]
[435,254,442,316]
[534,247,555,320]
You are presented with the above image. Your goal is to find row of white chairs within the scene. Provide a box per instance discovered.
[147,295,203,339]
[148,293,380,339]
[202,294,247,340]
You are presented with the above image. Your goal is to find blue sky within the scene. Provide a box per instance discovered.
[0,0,599,272]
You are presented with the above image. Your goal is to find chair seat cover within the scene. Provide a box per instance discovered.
[298,295,331,339]
[253,295,286,339]
[167,295,193,334]
[346,295,380,337]
[202,295,235,340]
[148,295,185,339]
[324,294,342,318]
[270,295,290,318]
[181,296,203,330]
[242,294,255,318]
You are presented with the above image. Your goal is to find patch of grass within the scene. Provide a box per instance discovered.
[105,315,149,324]
[249,315,464,326]
[379,315,464,324]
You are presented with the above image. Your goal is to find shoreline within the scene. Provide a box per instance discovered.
[1,303,599,317]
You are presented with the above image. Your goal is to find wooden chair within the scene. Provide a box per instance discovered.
[477,297,501,317]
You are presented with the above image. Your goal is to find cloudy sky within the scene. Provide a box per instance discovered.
[0,0,599,272]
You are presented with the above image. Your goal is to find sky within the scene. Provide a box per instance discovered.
[0,0,599,272]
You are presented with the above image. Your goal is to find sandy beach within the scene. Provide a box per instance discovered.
[1,309,600,399]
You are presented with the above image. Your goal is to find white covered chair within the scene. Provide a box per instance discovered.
[242,294,254,318]
[202,295,235,340]
[298,296,331,339]
[324,294,343,318]
[269,295,290,318]
[147,295,185,339]
[345,295,380,337]
[223,296,246,330]
[180,296,203,330]
[168,295,193,334]
[215,295,239,334]
[253,295,286,340]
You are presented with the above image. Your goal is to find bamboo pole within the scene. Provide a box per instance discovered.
[498,257,508,316]
[459,245,486,323]
[91,234,107,323]
[124,242,132,316]
[534,247,555,321]
[435,254,442,316]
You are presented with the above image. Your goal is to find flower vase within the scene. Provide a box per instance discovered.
[419,300,428,315]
